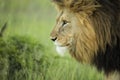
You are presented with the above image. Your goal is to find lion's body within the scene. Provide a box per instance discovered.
[50,0,120,80]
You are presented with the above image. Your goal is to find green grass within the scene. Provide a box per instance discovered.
[0,0,104,80]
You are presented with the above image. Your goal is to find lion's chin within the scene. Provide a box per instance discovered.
[56,46,68,56]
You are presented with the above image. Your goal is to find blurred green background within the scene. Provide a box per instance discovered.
[0,0,103,80]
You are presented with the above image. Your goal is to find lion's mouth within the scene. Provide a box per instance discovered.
[54,41,70,47]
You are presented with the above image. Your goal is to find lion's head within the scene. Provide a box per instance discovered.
[50,0,119,63]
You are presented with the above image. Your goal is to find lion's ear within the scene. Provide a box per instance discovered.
[52,0,73,10]
[52,0,65,10]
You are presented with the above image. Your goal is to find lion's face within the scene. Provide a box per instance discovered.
[50,9,74,55]
[50,0,115,63]
[50,8,97,62]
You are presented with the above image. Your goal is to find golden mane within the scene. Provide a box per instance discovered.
[52,0,120,62]
[52,0,101,13]
[51,0,120,79]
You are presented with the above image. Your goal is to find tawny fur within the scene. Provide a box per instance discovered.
[51,0,120,80]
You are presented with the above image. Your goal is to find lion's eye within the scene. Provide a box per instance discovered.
[62,20,68,26]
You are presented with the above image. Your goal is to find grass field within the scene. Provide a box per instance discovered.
[0,0,104,80]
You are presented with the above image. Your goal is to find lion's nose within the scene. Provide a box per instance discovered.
[50,37,57,42]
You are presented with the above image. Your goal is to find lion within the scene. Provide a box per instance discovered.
[50,0,120,80]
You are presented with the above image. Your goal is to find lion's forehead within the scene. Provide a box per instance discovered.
[57,10,72,21]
